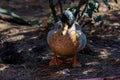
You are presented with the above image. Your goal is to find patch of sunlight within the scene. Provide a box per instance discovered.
[0,23,10,31]
[111,48,117,52]
[0,64,9,71]
[83,68,96,75]
[42,54,51,60]
[85,61,100,66]
[116,59,120,62]
[118,12,120,15]
[51,69,70,78]
[7,35,24,41]
[19,27,37,33]
[28,48,32,51]
[29,36,38,39]
[113,23,120,26]
[98,49,111,59]
[7,28,20,35]
[109,3,120,10]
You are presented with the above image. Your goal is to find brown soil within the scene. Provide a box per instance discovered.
[0,0,120,80]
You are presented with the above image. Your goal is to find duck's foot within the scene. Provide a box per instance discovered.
[72,60,82,68]
[72,53,82,68]
[66,58,82,67]
[49,56,63,66]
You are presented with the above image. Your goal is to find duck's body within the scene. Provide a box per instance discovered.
[47,21,87,67]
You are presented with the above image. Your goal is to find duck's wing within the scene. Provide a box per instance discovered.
[74,22,87,50]
[47,21,62,44]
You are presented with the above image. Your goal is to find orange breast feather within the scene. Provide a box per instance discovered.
[49,30,80,56]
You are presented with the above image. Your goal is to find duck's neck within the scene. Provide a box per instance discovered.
[59,23,69,35]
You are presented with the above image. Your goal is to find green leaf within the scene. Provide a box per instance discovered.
[94,1,100,12]
[87,8,94,18]
[95,2,99,9]
[89,0,100,12]
[94,15,102,22]
[69,6,78,13]
[48,8,53,17]
[0,8,20,18]
[89,0,95,10]
[48,8,52,13]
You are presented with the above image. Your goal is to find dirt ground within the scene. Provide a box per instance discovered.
[0,0,120,80]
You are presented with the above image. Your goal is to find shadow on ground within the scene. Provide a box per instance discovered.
[0,0,120,80]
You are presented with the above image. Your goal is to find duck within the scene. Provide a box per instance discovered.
[47,9,87,67]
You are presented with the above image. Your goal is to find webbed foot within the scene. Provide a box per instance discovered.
[49,56,63,66]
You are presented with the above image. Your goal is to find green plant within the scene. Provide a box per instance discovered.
[48,0,118,26]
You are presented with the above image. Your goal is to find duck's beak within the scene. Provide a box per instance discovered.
[62,23,68,36]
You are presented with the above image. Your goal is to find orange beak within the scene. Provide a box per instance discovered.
[62,23,68,36]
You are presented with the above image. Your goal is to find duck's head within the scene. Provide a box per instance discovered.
[61,9,75,35]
